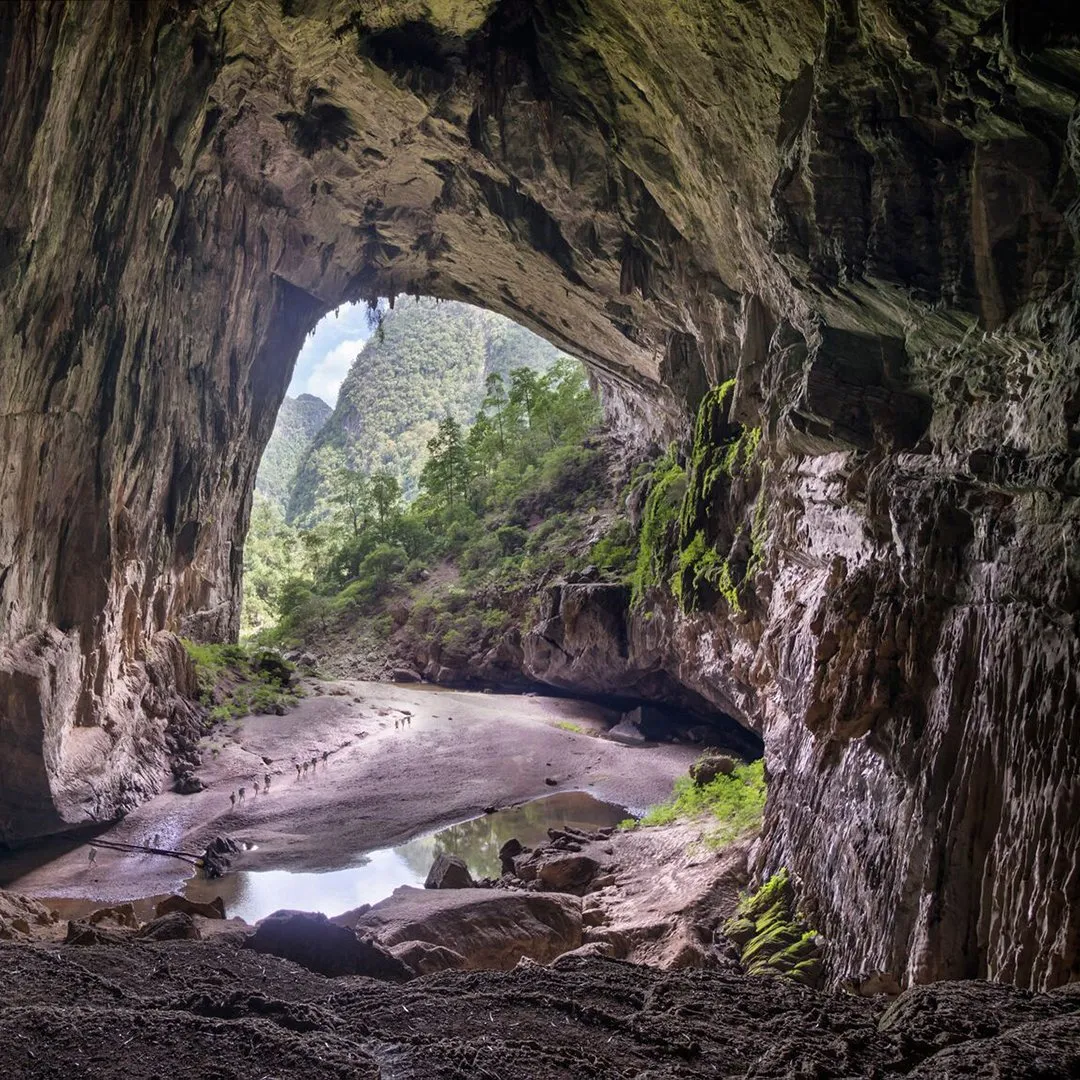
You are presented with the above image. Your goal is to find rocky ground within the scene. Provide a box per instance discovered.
[2,939,1079,1079]
[2,680,1079,1077]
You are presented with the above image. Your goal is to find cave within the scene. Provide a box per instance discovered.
[1,0,1078,1000]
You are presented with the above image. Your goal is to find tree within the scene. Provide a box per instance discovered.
[508,368,540,427]
[481,371,509,454]
[421,414,470,512]
[370,471,402,536]
[330,467,372,537]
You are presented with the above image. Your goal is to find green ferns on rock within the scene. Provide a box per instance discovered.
[723,869,823,987]
[631,380,766,615]
[181,640,301,721]
[629,445,687,606]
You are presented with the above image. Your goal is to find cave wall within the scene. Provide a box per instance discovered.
[1,0,1078,989]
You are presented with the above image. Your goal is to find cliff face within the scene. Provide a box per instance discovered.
[1,0,1078,989]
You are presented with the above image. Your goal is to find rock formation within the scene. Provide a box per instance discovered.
[1,0,1078,991]
[2,939,1080,1078]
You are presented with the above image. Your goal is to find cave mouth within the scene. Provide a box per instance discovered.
[237,292,753,752]
[2,0,1078,996]
[241,291,597,638]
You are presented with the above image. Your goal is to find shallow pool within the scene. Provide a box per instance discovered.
[184,790,628,923]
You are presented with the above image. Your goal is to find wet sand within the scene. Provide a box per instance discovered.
[1,680,698,906]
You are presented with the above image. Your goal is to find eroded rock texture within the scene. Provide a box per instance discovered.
[3,941,1080,1078]
[1,0,1078,990]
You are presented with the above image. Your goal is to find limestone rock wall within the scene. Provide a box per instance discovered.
[1,0,1078,990]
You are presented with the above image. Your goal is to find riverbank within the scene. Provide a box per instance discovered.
[0,681,701,908]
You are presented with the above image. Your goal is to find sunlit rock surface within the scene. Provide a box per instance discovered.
[1,0,1078,990]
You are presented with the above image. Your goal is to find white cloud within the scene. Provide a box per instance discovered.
[287,301,379,405]
[302,338,366,406]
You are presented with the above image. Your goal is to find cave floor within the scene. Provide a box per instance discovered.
[3,681,698,908]
[3,940,1079,1079]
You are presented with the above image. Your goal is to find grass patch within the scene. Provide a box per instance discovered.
[182,639,302,721]
[554,720,585,734]
[635,759,766,845]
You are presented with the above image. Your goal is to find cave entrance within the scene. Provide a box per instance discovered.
[0,0,718,846]
[238,294,608,678]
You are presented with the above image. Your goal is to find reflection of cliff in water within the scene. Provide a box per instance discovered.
[397,792,628,880]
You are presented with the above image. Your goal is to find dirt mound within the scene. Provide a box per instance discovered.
[2,941,1079,1078]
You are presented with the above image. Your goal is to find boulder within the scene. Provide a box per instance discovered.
[537,854,601,893]
[582,927,632,959]
[499,838,524,874]
[137,911,201,941]
[513,854,539,881]
[392,668,422,683]
[243,910,413,980]
[390,939,467,975]
[355,886,582,970]
[202,835,243,878]
[249,649,294,687]
[689,754,738,786]
[551,941,616,963]
[174,771,205,794]
[328,903,372,928]
[0,891,58,940]
[86,902,138,929]
[605,719,648,745]
[154,894,226,920]
[65,920,133,946]
[424,853,474,890]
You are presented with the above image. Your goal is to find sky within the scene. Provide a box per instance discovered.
[287,303,376,407]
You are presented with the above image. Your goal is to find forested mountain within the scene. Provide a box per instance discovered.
[242,356,609,644]
[285,299,566,521]
[255,393,331,509]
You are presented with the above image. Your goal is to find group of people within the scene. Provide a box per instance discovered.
[228,772,273,807]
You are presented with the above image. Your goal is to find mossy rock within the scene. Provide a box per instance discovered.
[725,870,824,988]
[722,915,757,948]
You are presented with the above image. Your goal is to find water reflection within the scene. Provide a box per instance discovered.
[186,791,627,923]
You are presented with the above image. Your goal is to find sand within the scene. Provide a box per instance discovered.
[2,680,698,905]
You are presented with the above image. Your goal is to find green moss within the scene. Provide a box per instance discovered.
[666,383,762,614]
[629,444,686,607]
[724,869,823,987]
[554,720,587,735]
[638,759,766,845]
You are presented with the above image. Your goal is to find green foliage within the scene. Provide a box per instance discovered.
[630,445,686,607]
[421,414,470,513]
[627,379,767,616]
[554,720,585,734]
[241,496,306,635]
[723,869,823,986]
[636,759,767,845]
[181,639,300,720]
[287,299,568,520]
[244,351,606,653]
[255,394,331,511]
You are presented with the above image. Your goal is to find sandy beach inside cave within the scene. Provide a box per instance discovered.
[1,681,699,907]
